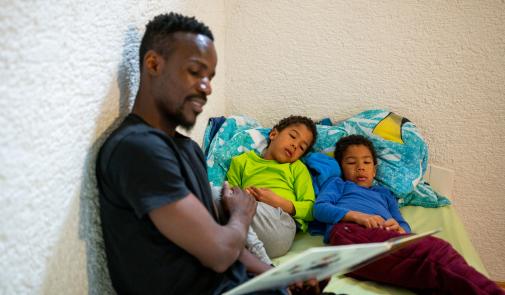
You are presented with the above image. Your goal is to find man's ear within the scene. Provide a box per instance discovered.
[269,128,279,141]
[143,50,164,76]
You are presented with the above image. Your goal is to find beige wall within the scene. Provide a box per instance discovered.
[0,1,226,293]
[224,1,505,280]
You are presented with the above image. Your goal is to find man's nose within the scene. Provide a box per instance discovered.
[198,77,212,96]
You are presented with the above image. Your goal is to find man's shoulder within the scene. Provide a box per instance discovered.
[98,115,172,165]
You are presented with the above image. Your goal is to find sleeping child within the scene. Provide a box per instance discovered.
[226,115,317,264]
[314,134,504,295]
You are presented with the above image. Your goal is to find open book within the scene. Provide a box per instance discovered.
[224,228,441,295]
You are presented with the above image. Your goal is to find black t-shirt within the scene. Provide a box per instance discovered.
[96,114,248,295]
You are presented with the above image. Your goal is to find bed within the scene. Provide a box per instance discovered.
[203,112,488,294]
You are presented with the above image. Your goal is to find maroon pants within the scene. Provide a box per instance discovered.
[329,223,504,295]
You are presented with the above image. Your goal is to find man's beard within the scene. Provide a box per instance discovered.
[173,103,196,131]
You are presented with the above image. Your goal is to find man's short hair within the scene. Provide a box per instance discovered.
[139,12,214,70]
[334,134,378,165]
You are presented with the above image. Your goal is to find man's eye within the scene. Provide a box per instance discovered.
[189,69,199,76]
[289,134,295,139]
[300,146,305,151]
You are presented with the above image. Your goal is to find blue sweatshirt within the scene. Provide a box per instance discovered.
[313,176,411,242]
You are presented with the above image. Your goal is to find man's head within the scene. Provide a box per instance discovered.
[263,115,317,164]
[334,135,377,188]
[139,13,214,71]
[136,13,217,132]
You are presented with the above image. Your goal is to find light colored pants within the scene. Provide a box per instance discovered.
[247,202,297,261]
[212,186,296,263]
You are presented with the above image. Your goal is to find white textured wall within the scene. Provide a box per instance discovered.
[224,1,505,280]
[0,1,226,294]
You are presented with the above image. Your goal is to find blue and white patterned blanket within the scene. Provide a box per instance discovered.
[203,110,451,208]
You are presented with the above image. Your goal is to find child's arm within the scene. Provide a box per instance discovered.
[314,177,386,229]
[341,211,386,229]
[225,154,246,188]
[383,188,411,233]
[248,161,315,220]
[313,177,349,224]
[247,187,295,215]
[291,161,316,221]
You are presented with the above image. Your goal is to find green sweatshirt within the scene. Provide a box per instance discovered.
[226,150,315,232]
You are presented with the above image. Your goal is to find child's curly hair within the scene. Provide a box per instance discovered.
[271,115,318,153]
[334,134,378,165]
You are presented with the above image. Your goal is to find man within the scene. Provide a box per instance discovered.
[96,13,283,294]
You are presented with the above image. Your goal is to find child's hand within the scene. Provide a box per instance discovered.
[345,211,386,229]
[384,218,405,233]
[246,187,295,215]
[246,187,281,206]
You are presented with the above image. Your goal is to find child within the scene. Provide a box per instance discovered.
[226,115,317,263]
[314,134,504,295]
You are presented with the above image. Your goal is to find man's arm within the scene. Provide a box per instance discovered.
[238,248,273,274]
[149,186,256,273]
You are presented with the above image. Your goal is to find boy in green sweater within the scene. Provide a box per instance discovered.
[226,115,317,264]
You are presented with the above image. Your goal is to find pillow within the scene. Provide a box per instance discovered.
[205,111,450,208]
[327,110,450,207]
[206,116,268,187]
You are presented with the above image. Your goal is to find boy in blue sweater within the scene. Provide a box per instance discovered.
[314,134,503,295]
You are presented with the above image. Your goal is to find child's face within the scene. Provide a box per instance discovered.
[340,144,376,188]
[264,123,314,163]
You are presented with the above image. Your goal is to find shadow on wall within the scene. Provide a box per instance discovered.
[77,26,141,295]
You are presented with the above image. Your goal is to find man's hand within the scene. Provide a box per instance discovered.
[384,218,406,233]
[289,278,330,295]
[344,211,386,229]
[246,187,295,215]
[221,182,257,221]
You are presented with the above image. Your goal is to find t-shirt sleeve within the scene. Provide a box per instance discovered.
[107,132,190,218]
[291,161,316,222]
[313,177,349,225]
